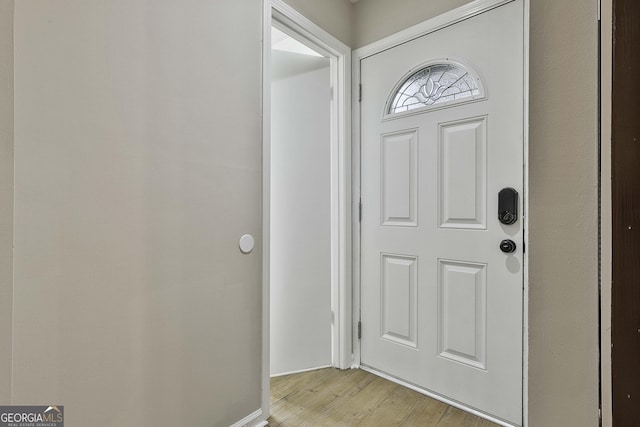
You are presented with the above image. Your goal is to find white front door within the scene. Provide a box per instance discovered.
[359,1,524,424]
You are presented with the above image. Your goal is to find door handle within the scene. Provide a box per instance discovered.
[498,188,518,225]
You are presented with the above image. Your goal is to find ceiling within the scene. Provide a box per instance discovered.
[271,27,323,57]
[271,50,329,81]
[271,27,329,81]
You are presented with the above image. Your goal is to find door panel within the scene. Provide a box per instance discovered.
[438,259,487,369]
[439,117,487,229]
[360,1,524,424]
[381,130,419,226]
[381,253,418,347]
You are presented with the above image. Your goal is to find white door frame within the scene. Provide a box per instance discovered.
[261,0,352,420]
[352,0,530,425]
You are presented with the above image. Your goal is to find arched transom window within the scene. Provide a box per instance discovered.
[387,61,485,115]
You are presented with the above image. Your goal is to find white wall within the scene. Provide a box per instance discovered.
[12,1,262,426]
[270,50,332,376]
[353,1,600,425]
[0,0,13,404]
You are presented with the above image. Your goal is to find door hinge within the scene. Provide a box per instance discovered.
[358,84,362,102]
[357,321,362,339]
[359,199,362,222]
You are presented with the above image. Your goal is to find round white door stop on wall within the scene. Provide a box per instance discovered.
[239,234,255,254]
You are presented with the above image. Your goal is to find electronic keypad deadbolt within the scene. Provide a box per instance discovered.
[498,188,519,225]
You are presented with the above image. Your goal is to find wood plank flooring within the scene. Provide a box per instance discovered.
[269,368,500,427]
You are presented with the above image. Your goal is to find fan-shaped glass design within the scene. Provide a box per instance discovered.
[389,63,482,114]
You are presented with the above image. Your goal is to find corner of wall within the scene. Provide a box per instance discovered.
[0,0,15,405]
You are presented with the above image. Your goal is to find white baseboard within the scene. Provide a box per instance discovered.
[270,364,333,378]
[229,409,267,427]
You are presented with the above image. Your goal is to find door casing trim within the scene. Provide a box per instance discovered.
[261,0,352,421]
[352,0,530,425]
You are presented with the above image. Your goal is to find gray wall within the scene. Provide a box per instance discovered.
[1,0,601,425]
[0,0,13,405]
[353,0,470,48]
[283,0,353,46]
[528,1,599,425]
[12,1,262,426]
[353,0,600,425]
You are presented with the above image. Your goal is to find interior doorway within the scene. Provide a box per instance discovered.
[261,0,353,419]
[269,24,332,377]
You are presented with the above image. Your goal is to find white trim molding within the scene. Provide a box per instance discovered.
[522,0,531,427]
[270,364,334,379]
[352,0,529,424]
[260,0,271,421]
[229,409,267,427]
[522,1,530,426]
[262,0,352,422]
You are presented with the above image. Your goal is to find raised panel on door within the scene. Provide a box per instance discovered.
[438,117,487,230]
[438,259,487,370]
[380,253,418,348]
[381,130,419,227]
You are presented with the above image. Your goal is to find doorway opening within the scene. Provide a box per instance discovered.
[269,24,332,377]
[261,0,352,420]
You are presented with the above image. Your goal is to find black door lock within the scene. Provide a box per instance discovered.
[500,239,517,253]
[498,187,518,225]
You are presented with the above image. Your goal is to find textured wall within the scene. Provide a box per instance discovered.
[0,0,14,405]
[13,1,262,425]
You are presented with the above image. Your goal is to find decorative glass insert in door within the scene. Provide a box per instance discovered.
[387,61,485,115]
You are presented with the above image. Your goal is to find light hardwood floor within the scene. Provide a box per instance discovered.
[269,368,500,427]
